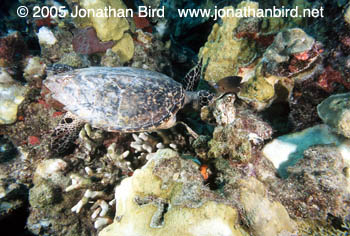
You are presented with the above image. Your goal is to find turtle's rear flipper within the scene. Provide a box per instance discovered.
[50,112,84,155]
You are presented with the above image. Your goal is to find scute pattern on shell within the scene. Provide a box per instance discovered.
[44,67,185,132]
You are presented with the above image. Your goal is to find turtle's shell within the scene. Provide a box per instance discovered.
[44,67,185,132]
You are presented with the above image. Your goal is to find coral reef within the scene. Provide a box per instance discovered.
[0,69,27,124]
[301,220,350,235]
[263,124,348,177]
[237,65,276,110]
[28,159,81,235]
[131,30,172,74]
[99,148,246,236]
[198,2,259,83]
[23,56,46,86]
[345,4,350,25]
[141,0,161,9]
[274,145,350,220]
[317,65,350,93]
[238,28,323,110]
[237,177,297,236]
[261,28,320,78]
[198,0,315,84]
[33,159,69,186]
[317,92,350,138]
[206,94,273,162]
[100,49,122,67]
[109,33,134,63]
[133,14,152,32]
[75,0,129,41]
[36,25,74,63]
[56,52,90,68]
[36,27,58,47]
[72,27,114,55]
[288,79,328,131]
[75,0,134,62]
[0,31,28,68]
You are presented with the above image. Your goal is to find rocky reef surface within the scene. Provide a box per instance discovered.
[1,0,350,235]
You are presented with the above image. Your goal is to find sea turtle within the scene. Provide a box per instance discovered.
[44,63,219,154]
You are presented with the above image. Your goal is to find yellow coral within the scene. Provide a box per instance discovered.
[99,149,247,236]
[78,0,129,41]
[238,178,297,236]
[199,0,312,83]
[238,62,276,110]
[0,84,27,125]
[199,1,259,83]
[345,4,350,25]
[77,0,134,62]
[111,33,134,62]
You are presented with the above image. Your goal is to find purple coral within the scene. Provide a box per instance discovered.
[72,27,114,55]
[0,31,28,67]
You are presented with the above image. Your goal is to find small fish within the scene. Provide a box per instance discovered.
[213,76,243,94]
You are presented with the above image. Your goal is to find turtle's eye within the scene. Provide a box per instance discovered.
[62,118,73,124]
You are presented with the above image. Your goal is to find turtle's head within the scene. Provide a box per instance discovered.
[184,76,243,110]
[184,90,215,110]
[198,90,215,107]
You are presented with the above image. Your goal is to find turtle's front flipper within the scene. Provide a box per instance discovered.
[177,121,199,139]
[50,112,85,155]
[182,59,202,91]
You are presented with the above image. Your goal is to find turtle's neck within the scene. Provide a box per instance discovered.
[184,91,200,110]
